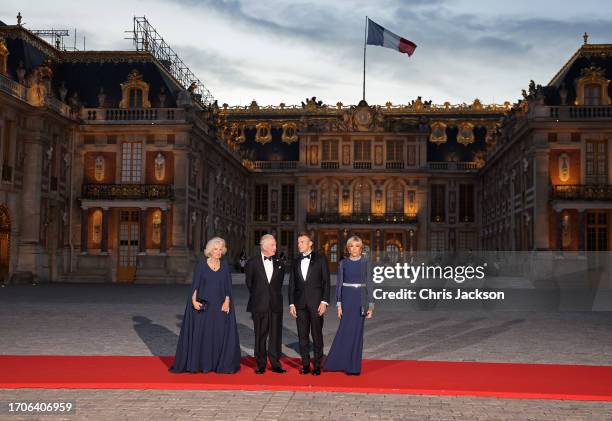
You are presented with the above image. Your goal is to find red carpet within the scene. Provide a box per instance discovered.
[1,356,611,401]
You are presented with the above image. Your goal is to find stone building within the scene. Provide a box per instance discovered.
[0,17,609,284]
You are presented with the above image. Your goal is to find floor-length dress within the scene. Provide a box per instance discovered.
[324,258,365,374]
[170,258,241,373]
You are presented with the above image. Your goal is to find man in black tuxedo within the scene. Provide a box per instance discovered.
[288,232,330,375]
[245,234,286,374]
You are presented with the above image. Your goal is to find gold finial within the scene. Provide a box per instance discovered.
[583,32,589,44]
[16,12,22,26]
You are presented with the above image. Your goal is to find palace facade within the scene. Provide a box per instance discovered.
[0,19,609,283]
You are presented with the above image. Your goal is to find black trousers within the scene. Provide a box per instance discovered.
[252,311,283,370]
[296,306,324,369]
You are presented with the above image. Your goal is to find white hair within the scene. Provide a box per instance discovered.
[204,237,227,257]
[259,234,275,246]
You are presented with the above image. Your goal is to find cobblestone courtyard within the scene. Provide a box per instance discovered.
[1,281,611,420]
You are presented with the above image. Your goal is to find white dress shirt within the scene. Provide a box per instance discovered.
[262,253,273,283]
[300,253,310,281]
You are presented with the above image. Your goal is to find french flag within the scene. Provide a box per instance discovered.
[366,18,417,57]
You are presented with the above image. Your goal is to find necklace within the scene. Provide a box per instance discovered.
[208,258,220,271]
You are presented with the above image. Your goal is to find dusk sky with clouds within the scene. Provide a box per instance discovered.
[2,1,612,107]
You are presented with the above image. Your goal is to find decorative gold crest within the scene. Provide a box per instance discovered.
[255,122,272,144]
[457,122,475,146]
[281,122,298,143]
[429,122,447,144]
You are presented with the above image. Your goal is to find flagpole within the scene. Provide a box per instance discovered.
[363,16,367,101]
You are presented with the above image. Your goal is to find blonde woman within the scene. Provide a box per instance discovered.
[170,237,241,373]
[323,236,374,375]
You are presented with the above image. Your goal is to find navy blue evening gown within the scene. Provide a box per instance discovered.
[170,258,241,373]
[324,258,366,374]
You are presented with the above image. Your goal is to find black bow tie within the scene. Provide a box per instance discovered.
[301,254,312,260]
[263,256,273,261]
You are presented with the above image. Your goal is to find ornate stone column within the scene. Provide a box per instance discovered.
[101,207,109,254]
[160,209,168,255]
[139,207,146,254]
[80,207,88,254]
[16,124,45,277]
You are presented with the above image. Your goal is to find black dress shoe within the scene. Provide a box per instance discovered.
[271,367,286,373]
[299,366,310,374]
[255,368,266,374]
[312,367,321,376]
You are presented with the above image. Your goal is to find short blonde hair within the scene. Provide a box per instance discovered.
[204,237,227,257]
[345,235,363,253]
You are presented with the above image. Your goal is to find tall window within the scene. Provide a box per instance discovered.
[281,184,295,221]
[354,140,371,161]
[430,184,446,222]
[459,184,474,222]
[353,181,371,213]
[254,184,268,221]
[407,144,417,166]
[129,88,144,108]
[585,140,608,184]
[386,181,404,213]
[584,83,602,106]
[280,230,295,258]
[457,231,476,251]
[386,140,403,161]
[321,139,339,161]
[320,182,339,212]
[253,230,267,246]
[121,142,142,183]
[430,231,446,252]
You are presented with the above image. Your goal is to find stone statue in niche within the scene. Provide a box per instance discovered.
[16,60,26,84]
[158,87,167,108]
[59,81,68,102]
[154,152,166,181]
[94,155,105,182]
[97,88,106,108]
[558,153,570,182]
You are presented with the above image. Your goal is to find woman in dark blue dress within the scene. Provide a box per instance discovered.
[324,236,374,375]
[170,237,241,374]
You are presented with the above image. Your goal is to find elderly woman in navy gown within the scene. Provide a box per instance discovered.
[324,236,374,375]
[170,237,241,373]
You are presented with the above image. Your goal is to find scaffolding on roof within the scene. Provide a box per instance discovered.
[127,16,214,106]
[29,29,72,50]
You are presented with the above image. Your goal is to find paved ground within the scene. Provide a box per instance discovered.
[1,280,612,420]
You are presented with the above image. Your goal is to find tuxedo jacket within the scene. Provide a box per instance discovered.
[288,251,331,310]
[245,255,285,313]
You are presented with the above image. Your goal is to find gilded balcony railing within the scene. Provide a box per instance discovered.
[82,184,174,200]
[81,108,185,122]
[306,212,417,224]
[552,184,612,201]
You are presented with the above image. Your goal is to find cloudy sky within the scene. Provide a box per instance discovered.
[2,1,612,107]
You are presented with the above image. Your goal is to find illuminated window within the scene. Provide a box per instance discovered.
[152,209,162,245]
[92,209,103,245]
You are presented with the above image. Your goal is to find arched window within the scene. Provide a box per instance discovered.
[320,182,339,213]
[330,243,337,263]
[386,181,404,213]
[353,180,371,213]
[385,243,400,262]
